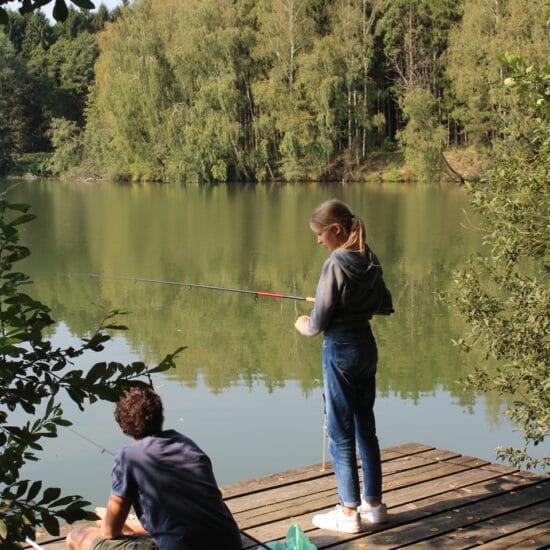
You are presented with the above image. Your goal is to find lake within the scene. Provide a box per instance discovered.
[5,179,539,507]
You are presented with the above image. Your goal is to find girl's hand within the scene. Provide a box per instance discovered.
[295,315,310,332]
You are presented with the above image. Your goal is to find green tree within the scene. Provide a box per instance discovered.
[0,187,184,546]
[20,10,53,57]
[87,0,175,180]
[297,35,345,178]
[376,0,461,145]
[45,30,98,125]
[323,0,382,166]
[251,0,315,180]
[0,33,18,173]
[447,0,548,146]
[447,55,549,471]
[0,122,14,177]
[52,5,109,39]
[17,11,54,152]
[90,0,247,182]
[2,10,27,53]
[376,0,460,95]
[166,0,246,182]
[47,117,83,174]
[292,0,383,179]
[398,87,446,181]
[2,7,105,155]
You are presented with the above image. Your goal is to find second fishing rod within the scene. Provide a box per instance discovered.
[69,272,316,303]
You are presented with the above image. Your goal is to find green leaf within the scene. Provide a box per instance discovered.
[40,510,60,536]
[0,8,9,26]
[27,480,42,502]
[51,495,77,507]
[85,362,108,383]
[9,214,36,227]
[14,480,29,499]
[45,396,55,417]
[103,324,128,331]
[52,418,72,427]
[41,487,61,504]
[59,506,96,523]
[71,0,96,9]
[53,0,69,22]
[7,202,31,213]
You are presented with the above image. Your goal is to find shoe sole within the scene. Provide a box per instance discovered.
[360,515,388,524]
[312,517,362,534]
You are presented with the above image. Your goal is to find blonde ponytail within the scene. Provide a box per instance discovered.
[310,199,367,255]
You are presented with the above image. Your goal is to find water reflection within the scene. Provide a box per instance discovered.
[16,180,480,394]
[7,179,538,505]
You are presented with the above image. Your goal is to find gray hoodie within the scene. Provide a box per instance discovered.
[299,247,391,337]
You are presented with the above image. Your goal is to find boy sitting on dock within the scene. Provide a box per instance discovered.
[66,387,242,550]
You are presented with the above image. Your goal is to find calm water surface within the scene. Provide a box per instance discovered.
[6,179,542,506]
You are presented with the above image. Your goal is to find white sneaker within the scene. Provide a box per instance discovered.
[358,498,388,524]
[312,505,362,533]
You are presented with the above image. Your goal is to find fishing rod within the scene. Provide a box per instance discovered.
[67,426,115,457]
[69,273,316,303]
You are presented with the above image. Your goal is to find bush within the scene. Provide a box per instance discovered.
[398,87,446,182]
[0,185,184,545]
[446,56,549,472]
[48,118,84,176]
[9,154,52,177]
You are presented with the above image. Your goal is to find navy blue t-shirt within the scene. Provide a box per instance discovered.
[111,430,242,550]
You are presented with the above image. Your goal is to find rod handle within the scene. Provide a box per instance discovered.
[305,296,316,303]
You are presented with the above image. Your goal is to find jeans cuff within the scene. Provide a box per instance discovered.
[342,500,360,508]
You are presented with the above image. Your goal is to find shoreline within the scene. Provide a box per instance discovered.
[6,148,486,185]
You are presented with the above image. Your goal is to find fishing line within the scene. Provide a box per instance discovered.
[321,396,328,472]
[60,398,279,547]
[65,271,320,541]
[65,427,270,547]
[67,426,115,457]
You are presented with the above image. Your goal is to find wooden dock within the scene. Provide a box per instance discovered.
[32,443,550,549]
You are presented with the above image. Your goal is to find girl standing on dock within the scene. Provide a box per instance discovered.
[295,199,392,534]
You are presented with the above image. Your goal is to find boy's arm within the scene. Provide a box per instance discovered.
[96,495,149,538]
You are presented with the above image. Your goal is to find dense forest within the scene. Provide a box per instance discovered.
[1,0,547,182]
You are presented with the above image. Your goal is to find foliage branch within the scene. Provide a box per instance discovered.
[447,54,549,472]
[0,185,184,546]
[0,0,95,25]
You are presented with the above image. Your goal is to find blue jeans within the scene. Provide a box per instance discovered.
[322,326,382,508]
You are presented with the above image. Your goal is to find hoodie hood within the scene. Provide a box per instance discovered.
[328,247,387,326]
[332,248,382,289]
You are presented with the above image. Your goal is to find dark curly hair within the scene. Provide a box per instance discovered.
[115,387,164,439]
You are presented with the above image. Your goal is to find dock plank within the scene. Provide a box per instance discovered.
[227,449,466,520]
[331,480,549,549]
[31,443,549,550]
[479,519,550,549]
[222,442,435,499]
[327,474,548,549]
[402,500,550,548]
